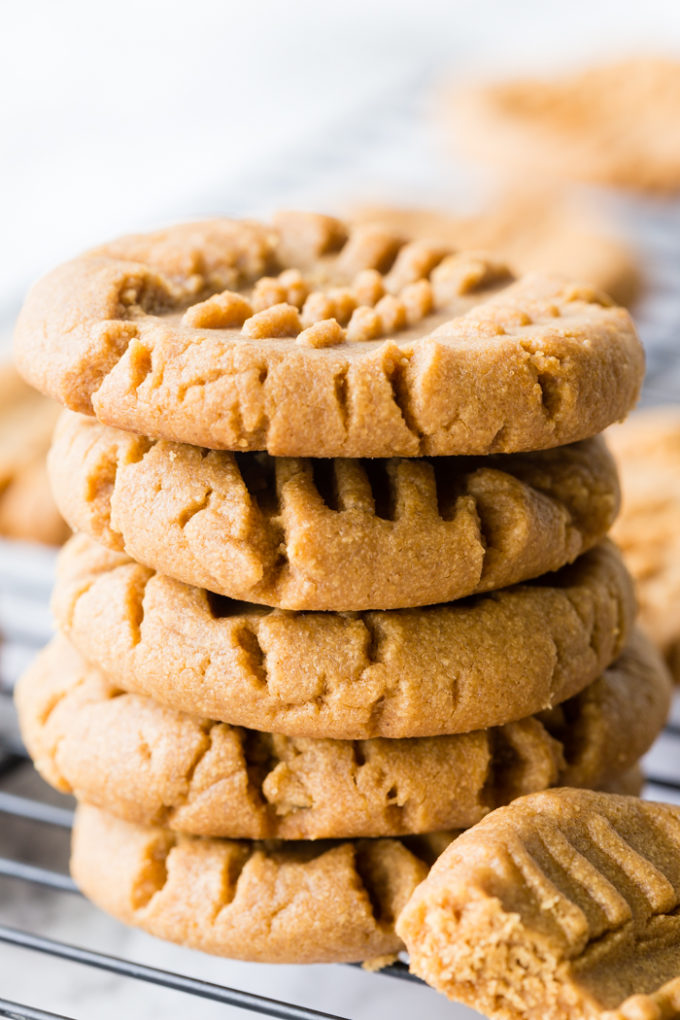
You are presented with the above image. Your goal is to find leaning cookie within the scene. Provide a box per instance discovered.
[71,803,451,964]
[450,57,680,194]
[397,788,680,1019]
[53,535,635,739]
[608,406,680,683]
[15,216,644,457]
[50,412,620,610]
[18,631,668,839]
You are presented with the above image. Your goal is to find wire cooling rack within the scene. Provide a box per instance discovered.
[1,69,680,1020]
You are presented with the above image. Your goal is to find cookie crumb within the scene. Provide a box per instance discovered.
[346,305,382,342]
[353,268,385,306]
[242,303,302,339]
[296,319,346,348]
[182,291,253,329]
[401,279,433,323]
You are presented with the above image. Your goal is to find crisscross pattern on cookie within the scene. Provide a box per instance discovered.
[50,413,620,609]
[52,534,636,738]
[71,803,450,963]
[397,789,680,1020]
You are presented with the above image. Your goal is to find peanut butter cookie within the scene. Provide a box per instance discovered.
[71,803,450,964]
[15,216,644,456]
[608,407,680,683]
[53,534,635,739]
[19,631,667,839]
[452,57,680,193]
[50,412,620,610]
[0,363,69,545]
[398,788,680,1019]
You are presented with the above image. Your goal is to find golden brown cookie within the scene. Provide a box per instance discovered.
[53,534,635,739]
[608,407,680,683]
[397,788,680,1019]
[19,631,667,840]
[71,803,451,964]
[49,412,620,610]
[352,195,640,307]
[0,363,69,545]
[451,57,680,194]
[14,216,644,457]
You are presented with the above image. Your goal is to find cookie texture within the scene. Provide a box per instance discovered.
[397,788,680,1019]
[352,195,640,307]
[0,363,69,545]
[50,412,620,610]
[452,57,680,194]
[19,632,667,840]
[53,535,635,739]
[71,803,450,964]
[14,216,644,457]
[608,407,680,683]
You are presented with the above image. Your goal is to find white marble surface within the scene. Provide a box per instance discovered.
[2,3,680,1017]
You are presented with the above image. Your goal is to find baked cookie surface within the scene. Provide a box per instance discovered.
[352,195,640,307]
[15,216,644,457]
[53,534,635,739]
[0,363,69,545]
[71,803,450,964]
[397,788,680,1019]
[608,406,680,683]
[19,632,667,839]
[453,57,680,193]
[50,412,620,610]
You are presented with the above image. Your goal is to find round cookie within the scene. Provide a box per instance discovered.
[397,789,680,1018]
[15,216,644,457]
[19,632,668,840]
[71,803,449,964]
[53,534,636,739]
[451,57,680,194]
[608,407,680,683]
[0,363,69,545]
[50,412,620,610]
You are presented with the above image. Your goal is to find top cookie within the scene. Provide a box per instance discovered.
[452,57,680,194]
[14,215,644,457]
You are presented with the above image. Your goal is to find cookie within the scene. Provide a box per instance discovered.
[49,412,620,611]
[352,194,640,307]
[71,803,451,964]
[608,407,680,683]
[19,631,667,840]
[53,534,635,739]
[397,788,680,1019]
[0,362,69,545]
[452,57,680,193]
[14,216,644,457]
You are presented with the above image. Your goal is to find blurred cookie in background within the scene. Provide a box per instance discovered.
[0,363,69,545]
[351,192,640,306]
[448,57,680,194]
[608,406,680,683]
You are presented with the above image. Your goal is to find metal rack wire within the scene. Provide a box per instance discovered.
[2,70,680,1020]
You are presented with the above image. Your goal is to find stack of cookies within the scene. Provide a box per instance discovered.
[13,214,671,965]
